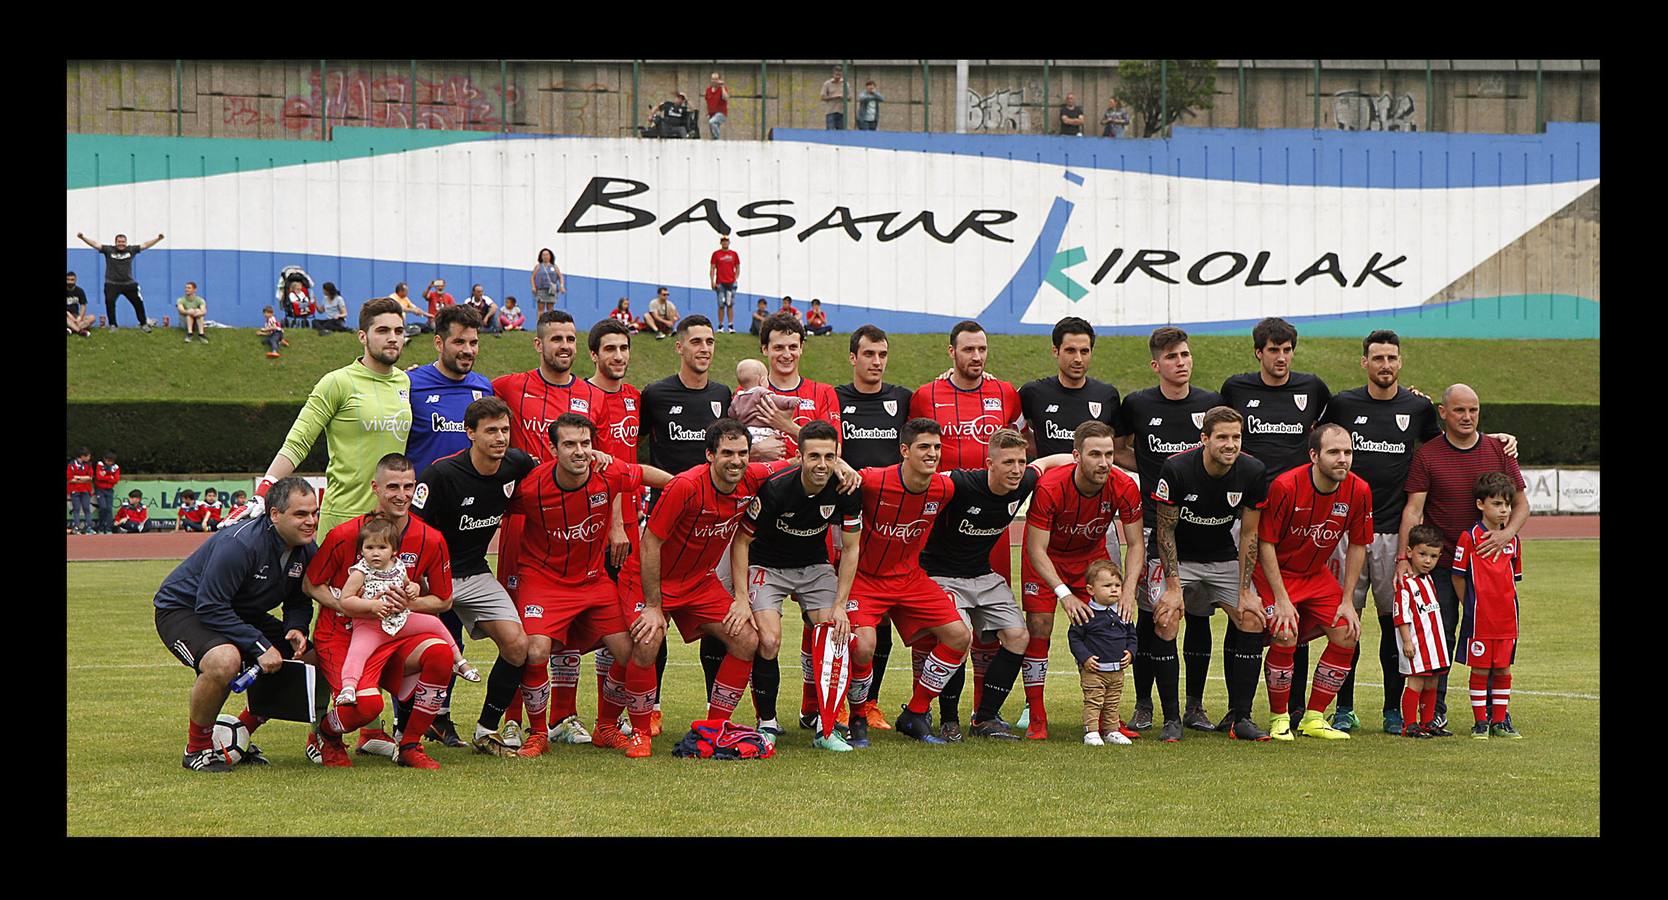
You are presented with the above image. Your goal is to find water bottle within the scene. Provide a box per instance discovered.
[230,664,261,693]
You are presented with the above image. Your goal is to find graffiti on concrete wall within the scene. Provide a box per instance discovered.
[278,70,520,131]
[966,88,1030,132]
[1333,91,1418,132]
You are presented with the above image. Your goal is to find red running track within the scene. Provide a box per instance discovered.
[66,515,1600,563]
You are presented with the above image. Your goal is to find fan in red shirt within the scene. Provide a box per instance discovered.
[200,487,225,531]
[839,418,975,744]
[301,453,457,769]
[1018,422,1145,738]
[175,490,210,532]
[504,414,675,758]
[635,420,808,730]
[1255,424,1374,741]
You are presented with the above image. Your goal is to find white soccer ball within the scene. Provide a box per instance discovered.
[212,714,250,765]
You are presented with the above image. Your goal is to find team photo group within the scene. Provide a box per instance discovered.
[155,295,1531,773]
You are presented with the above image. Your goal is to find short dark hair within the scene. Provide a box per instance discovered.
[265,476,315,513]
[1307,422,1350,454]
[1362,329,1401,356]
[232,490,247,501]
[760,312,806,346]
[435,304,482,337]
[128,489,143,499]
[1201,406,1243,438]
[181,489,197,500]
[204,486,218,494]
[677,314,714,336]
[103,450,117,461]
[1074,420,1115,452]
[1475,472,1516,502]
[537,309,575,335]
[705,418,751,452]
[374,453,414,477]
[465,396,512,431]
[1407,524,1445,551]
[1149,326,1189,357]
[75,446,89,457]
[810,298,822,306]
[901,417,942,445]
[359,297,404,331]
[552,412,596,445]
[798,420,839,449]
[185,281,197,289]
[1252,316,1298,351]
[850,324,887,355]
[949,320,985,347]
[1051,316,1096,348]
[588,317,633,353]
[67,271,76,278]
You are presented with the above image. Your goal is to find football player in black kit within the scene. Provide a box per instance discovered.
[1112,326,1224,734]
[1218,318,1331,724]
[408,396,540,757]
[1151,406,1271,742]
[833,325,911,733]
[1018,317,1120,458]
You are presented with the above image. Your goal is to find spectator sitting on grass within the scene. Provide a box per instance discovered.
[201,487,224,531]
[389,282,432,333]
[224,490,249,522]
[611,297,640,332]
[314,282,351,333]
[644,287,678,339]
[779,295,801,320]
[114,489,152,533]
[806,298,833,336]
[498,296,526,332]
[464,284,499,334]
[748,297,770,335]
[177,281,209,343]
[67,272,95,337]
[257,305,285,358]
[175,489,208,532]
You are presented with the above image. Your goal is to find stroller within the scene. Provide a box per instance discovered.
[276,266,316,329]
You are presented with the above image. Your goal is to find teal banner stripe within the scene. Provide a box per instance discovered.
[1189,295,1600,340]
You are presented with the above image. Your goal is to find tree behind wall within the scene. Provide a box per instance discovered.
[1117,60,1217,137]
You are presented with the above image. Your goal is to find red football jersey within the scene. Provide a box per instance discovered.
[646,462,782,592]
[492,369,610,465]
[306,513,454,649]
[178,502,209,525]
[67,460,93,494]
[760,376,840,458]
[115,503,148,527]
[1255,465,1374,587]
[509,460,642,588]
[1025,463,1142,567]
[909,378,1021,470]
[591,382,643,462]
[201,500,223,524]
[710,249,740,283]
[94,461,121,490]
[856,465,956,579]
[1453,521,1522,639]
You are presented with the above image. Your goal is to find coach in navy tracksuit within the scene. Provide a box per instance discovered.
[152,476,320,772]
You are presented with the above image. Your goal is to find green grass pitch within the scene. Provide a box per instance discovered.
[67,542,1598,836]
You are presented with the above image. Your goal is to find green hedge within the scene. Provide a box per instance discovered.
[67,400,1599,472]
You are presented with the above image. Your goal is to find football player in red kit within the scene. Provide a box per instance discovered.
[1453,472,1525,740]
[1255,424,1373,741]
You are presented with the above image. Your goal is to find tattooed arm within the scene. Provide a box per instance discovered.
[1237,507,1266,632]
[1153,503,1185,632]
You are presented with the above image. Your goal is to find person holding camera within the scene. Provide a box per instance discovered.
[705,72,731,140]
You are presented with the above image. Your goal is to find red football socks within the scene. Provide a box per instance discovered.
[402,644,454,745]
[1419,685,1437,724]
[1490,673,1511,724]
[522,663,552,735]
[707,653,753,720]
[1470,670,1490,723]
[1022,636,1050,723]
[907,643,967,715]
[625,660,657,734]
[597,659,629,725]
[1265,644,1296,714]
[236,707,266,736]
[187,721,214,753]
[549,651,581,722]
[1400,685,1421,729]
[1305,642,1355,715]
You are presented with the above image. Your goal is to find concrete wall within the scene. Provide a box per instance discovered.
[67,60,1600,141]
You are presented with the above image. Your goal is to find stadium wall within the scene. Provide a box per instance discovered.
[65,124,1599,337]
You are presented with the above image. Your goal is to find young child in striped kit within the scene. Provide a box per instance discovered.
[1394,525,1451,738]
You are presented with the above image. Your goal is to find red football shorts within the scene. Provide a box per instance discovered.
[497,513,525,602]
[1457,637,1516,668]
[1019,555,1093,613]
[626,573,734,643]
[314,630,444,701]
[517,568,625,646]
[849,570,961,646]
[1259,570,1346,643]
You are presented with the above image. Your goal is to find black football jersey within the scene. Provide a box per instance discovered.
[1152,446,1268,563]
[1019,376,1121,458]
[641,374,732,508]
[1321,386,1442,532]
[920,466,1042,579]
[1113,385,1224,529]
[411,448,538,577]
[1218,371,1331,484]
[835,382,912,469]
[741,465,863,569]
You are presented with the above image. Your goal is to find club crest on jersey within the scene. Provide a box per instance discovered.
[1471,640,1486,658]
[1100,501,1112,513]
[1154,479,1170,502]
[399,552,418,566]
[503,480,517,498]
[1088,401,1103,418]
[819,504,836,519]
[472,390,483,401]
[589,491,609,508]
[708,400,722,418]
[1396,414,1410,431]
[570,398,590,414]
[1331,502,1349,516]
[799,398,817,410]
[1226,491,1243,507]
[1008,500,1020,516]
[748,496,763,518]
[624,398,636,411]
[1191,412,1206,429]
[288,562,305,578]
[1294,395,1308,411]
[883,400,897,416]
[923,501,940,515]
[524,604,544,619]
[397,388,409,400]
[508,576,519,590]
[412,483,429,509]
[982,397,1002,411]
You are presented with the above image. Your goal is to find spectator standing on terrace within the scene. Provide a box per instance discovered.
[821,66,847,130]
[177,281,208,343]
[1101,97,1130,138]
[75,231,164,332]
[1059,93,1085,136]
[856,81,884,131]
[705,72,731,140]
[531,249,564,317]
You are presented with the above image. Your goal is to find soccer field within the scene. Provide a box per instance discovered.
[66,542,1599,837]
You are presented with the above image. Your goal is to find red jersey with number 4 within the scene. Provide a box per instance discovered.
[1453,521,1522,639]
[762,377,841,458]
[509,460,643,588]
[711,249,740,283]
[1255,465,1374,588]
[909,379,1021,471]
[306,513,454,649]
[492,369,609,465]
[1026,463,1142,568]
[857,466,955,579]
[647,462,785,593]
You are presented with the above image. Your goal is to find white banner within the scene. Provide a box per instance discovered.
[1520,468,1560,515]
[1556,469,1600,514]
